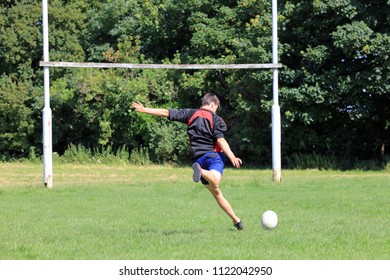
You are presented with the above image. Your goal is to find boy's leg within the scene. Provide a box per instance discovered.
[201,169,241,224]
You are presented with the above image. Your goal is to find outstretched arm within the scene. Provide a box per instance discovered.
[216,138,242,168]
[131,101,169,118]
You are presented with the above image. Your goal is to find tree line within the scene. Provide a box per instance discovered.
[1,0,389,168]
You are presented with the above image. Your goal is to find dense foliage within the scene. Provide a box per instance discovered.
[0,0,389,168]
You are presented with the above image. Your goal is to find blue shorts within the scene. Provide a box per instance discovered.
[195,152,227,184]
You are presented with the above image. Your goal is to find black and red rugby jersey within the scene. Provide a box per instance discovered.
[168,108,227,158]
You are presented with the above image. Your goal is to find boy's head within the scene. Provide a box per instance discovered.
[201,93,220,107]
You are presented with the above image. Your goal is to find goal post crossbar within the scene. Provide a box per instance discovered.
[40,61,282,70]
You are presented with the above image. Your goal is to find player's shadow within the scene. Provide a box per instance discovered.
[138,229,205,236]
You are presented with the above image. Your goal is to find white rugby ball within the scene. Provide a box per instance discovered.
[261,210,278,230]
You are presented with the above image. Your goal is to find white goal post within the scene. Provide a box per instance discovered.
[40,0,282,188]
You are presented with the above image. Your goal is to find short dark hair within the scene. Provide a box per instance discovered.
[201,93,220,106]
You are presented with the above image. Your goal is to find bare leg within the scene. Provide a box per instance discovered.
[201,169,241,224]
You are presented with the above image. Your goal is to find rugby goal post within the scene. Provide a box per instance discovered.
[41,0,282,188]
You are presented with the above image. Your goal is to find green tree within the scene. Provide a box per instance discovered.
[0,76,34,159]
[279,0,390,167]
[1,0,388,167]
[0,0,88,159]
[0,1,41,80]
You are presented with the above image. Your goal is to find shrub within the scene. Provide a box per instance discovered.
[147,119,190,164]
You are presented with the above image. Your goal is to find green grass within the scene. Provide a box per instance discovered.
[0,163,389,260]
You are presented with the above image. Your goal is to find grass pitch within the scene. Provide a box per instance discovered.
[0,163,389,260]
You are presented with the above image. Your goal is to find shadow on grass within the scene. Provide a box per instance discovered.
[137,228,206,236]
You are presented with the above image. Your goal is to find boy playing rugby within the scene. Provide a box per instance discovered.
[132,93,243,230]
